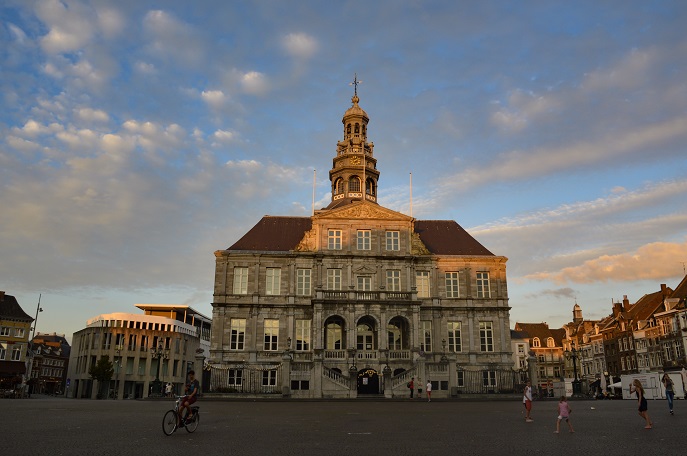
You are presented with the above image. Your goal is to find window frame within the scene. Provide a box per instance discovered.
[385,231,400,251]
[445,272,460,298]
[296,268,311,296]
[420,320,432,353]
[265,267,281,295]
[328,229,342,250]
[296,319,311,351]
[416,271,430,298]
[386,270,401,291]
[327,269,342,290]
[230,319,246,351]
[447,322,462,352]
[233,267,249,294]
[357,230,371,250]
[263,319,279,351]
[476,271,491,298]
[479,322,494,352]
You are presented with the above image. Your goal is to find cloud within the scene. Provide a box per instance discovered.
[143,10,203,65]
[7,23,28,44]
[527,239,687,284]
[75,107,110,123]
[241,71,269,96]
[201,90,227,108]
[282,32,319,60]
[37,0,95,54]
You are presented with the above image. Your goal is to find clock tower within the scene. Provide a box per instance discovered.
[328,80,380,207]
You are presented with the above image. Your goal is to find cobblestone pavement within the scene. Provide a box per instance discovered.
[4,395,686,456]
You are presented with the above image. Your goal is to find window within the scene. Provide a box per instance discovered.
[483,371,496,388]
[387,317,406,350]
[102,332,112,350]
[230,319,246,350]
[327,269,342,290]
[325,317,344,350]
[14,328,25,338]
[291,380,310,390]
[263,319,279,351]
[228,369,243,386]
[386,231,400,251]
[265,268,281,295]
[447,322,461,352]
[0,343,6,360]
[296,269,311,296]
[140,335,148,351]
[357,230,371,250]
[296,320,311,351]
[476,272,490,298]
[420,321,432,352]
[480,322,494,352]
[328,230,342,250]
[532,337,541,348]
[457,371,464,387]
[128,334,137,351]
[138,358,147,375]
[416,271,430,298]
[349,176,361,192]
[357,276,372,291]
[386,270,400,291]
[262,370,277,387]
[546,337,555,348]
[233,267,248,294]
[517,344,525,354]
[0,327,9,337]
[445,272,459,298]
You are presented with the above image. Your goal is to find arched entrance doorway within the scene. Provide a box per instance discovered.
[357,368,380,394]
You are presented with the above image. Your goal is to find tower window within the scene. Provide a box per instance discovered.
[334,178,344,195]
[354,123,359,133]
[346,124,351,136]
[349,176,360,192]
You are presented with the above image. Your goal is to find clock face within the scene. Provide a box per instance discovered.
[351,156,361,165]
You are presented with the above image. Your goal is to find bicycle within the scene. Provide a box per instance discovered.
[162,395,200,436]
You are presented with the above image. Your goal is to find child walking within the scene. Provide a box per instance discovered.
[554,396,574,433]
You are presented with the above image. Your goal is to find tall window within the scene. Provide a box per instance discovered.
[296,320,311,351]
[357,230,371,250]
[483,371,496,388]
[349,176,360,192]
[230,319,246,350]
[357,276,372,291]
[416,271,430,298]
[0,327,9,337]
[228,369,243,386]
[233,267,248,294]
[325,317,344,350]
[262,370,277,387]
[328,230,342,250]
[420,321,432,352]
[388,317,406,350]
[532,337,540,347]
[296,269,311,296]
[445,272,460,298]
[386,270,401,291]
[476,272,490,298]
[327,269,342,290]
[480,322,494,352]
[265,268,281,295]
[263,319,279,351]
[447,322,461,352]
[386,231,400,251]
[102,332,112,350]
[140,335,148,351]
[11,345,22,361]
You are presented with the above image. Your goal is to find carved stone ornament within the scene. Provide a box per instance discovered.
[295,228,317,251]
[327,203,404,220]
[411,232,431,255]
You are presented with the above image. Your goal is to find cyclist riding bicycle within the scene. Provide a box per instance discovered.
[179,370,200,425]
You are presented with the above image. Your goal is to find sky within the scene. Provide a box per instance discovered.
[2,0,687,343]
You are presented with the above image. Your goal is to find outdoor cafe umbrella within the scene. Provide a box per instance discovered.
[600,372,607,392]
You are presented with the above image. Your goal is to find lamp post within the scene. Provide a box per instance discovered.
[150,341,169,397]
[564,342,581,396]
[114,344,123,399]
[441,338,448,363]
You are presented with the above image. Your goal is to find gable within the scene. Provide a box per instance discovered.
[316,201,412,222]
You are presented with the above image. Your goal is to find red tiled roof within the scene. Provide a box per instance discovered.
[228,216,312,251]
[670,274,687,301]
[414,220,494,256]
[514,322,564,347]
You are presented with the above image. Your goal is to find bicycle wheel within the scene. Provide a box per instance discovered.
[185,413,199,433]
[162,410,178,436]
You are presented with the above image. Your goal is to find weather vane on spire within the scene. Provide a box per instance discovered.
[349,73,362,97]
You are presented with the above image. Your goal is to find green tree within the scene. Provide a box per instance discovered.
[88,355,114,399]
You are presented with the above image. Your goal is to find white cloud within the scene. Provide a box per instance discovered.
[37,0,95,54]
[97,8,125,39]
[8,23,28,44]
[143,10,203,65]
[241,71,269,96]
[282,32,319,60]
[75,107,110,123]
[212,129,236,143]
[135,61,157,74]
[201,90,227,108]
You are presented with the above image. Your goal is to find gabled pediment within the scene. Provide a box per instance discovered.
[316,201,412,221]
[353,265,376,274]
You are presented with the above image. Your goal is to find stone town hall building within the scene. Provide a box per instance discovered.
[209,90,514,398]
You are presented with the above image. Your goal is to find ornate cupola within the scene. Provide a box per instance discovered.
[328,75,380,206]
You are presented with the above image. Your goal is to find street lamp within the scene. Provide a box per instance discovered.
[564,342,581,395]
[440,338,448,363]
[150,341,169,397]
[114,344,124,399]
[31,294,44,340]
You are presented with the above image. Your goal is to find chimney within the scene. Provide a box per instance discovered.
[612,302,623,317]
[622,295,630,312]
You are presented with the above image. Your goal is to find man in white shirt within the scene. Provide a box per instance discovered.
[523,381,533,422]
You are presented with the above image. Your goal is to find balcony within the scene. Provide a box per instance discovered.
[317,290,415,303]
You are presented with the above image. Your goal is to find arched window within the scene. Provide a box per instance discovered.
[346,124,351,136]
[532,337,541,348]
[366,178,375,195]
[362,124,366,136]
[354,123,360,134]
[325,316,345,350]
[333,178,344,195]
[387,317,408,350]
[356,316,376,352]
[349,176,361,192]
[546,337,555,348]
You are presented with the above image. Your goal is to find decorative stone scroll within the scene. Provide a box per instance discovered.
[294,228,317,252]
[411,232,431,255]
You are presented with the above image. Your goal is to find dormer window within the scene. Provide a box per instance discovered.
[532,337,541,347]
[546,337,555,348]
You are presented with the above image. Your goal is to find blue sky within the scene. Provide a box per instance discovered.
[2,0,687,342]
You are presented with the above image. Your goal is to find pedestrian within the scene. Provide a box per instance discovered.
[523,380,533,422]
[662,373,675,415]
[426,380,432,402]
[408,377,415,399]
[554,396,574,433]
[631,379,652,429]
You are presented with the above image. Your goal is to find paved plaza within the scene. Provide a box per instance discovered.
[4,395,686,455]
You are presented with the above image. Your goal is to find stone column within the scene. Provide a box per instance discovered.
[383,364,393,398]
[281,351,292,397]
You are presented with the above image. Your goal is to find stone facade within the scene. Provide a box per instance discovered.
[210,91,514,398]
